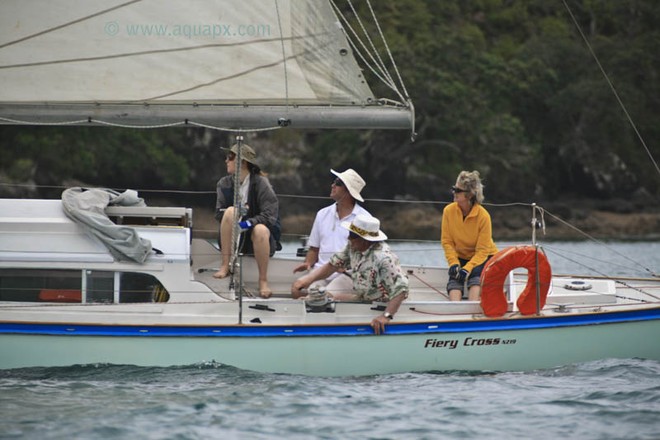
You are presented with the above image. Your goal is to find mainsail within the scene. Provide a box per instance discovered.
[0,0,412,130]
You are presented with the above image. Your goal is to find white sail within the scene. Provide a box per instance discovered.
[0,0,411,129]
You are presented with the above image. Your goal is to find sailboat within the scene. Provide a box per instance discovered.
[0,1,658,377]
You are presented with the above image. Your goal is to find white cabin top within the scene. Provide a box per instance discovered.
[0,199,191,264]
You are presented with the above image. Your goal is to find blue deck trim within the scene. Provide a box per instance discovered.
[1,307,658,337]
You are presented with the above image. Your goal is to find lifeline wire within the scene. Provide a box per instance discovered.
[1,176,654,277]
[0,116,284,133]
[562,0,660,177]
[543,247,659,302]
[541,208,658,278]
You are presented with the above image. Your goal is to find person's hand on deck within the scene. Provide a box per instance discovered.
[293,262,311,273]
[371,314,391,335]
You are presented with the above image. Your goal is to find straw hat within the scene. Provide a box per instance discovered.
[331,168,365,202]
[221,144,258,165]
[341,214,387,242]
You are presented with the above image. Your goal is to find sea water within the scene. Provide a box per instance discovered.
[1,359,659,440]
[282,239,660,277]
[1,241,659,440]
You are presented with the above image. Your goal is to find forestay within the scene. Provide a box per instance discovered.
[0,0,412,129]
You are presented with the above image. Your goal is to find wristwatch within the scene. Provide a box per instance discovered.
[383,312,393,320]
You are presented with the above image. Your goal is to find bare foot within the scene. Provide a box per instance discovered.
[259,280,272,299]
[213,267,230,279]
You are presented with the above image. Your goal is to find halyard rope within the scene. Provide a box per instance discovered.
[562,0,659,177]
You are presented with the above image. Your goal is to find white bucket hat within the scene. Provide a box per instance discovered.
[331,168,365,202]
[341,214,387,242]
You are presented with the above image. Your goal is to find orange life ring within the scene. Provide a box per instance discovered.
[479,245,552,317]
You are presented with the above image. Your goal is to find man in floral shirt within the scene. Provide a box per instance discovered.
[291,215,409,334]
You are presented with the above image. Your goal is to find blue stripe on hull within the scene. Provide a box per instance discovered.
[1,307,659,337]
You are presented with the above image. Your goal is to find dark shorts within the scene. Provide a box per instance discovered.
[446,257,491,295]
[220,225,278,257]
[239,229,277,257]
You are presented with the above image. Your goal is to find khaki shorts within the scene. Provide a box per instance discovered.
[311,272,357,299]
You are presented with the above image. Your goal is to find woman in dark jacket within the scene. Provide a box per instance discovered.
[213,143,279,298]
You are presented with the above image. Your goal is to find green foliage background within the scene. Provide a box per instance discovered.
[1,0,658,210]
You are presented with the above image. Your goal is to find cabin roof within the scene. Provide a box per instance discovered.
[0,199,190,264]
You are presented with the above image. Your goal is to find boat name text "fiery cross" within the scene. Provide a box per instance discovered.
[424,337,518,350]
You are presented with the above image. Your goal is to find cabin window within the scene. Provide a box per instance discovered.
[119,272,169,303]
[85,270,114,303]
[0,269,168,303]
[0,269,81,302]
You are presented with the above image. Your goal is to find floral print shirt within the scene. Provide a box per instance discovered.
[329,241,409,302]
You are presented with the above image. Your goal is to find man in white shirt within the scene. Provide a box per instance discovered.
[292,169,370,294]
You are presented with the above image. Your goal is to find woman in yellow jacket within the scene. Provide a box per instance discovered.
[441,170,498,301]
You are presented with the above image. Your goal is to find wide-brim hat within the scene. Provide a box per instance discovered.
[221,143,258,165]
[331,168,365,202]
[341,214,387,242]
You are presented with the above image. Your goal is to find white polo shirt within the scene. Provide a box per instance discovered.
[308,202,371,269]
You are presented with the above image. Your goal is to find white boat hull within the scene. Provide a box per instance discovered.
[2,307,658,376]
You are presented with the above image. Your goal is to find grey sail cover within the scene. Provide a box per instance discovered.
[62,187,152,263]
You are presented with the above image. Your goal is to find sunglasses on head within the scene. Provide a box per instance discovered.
[451,186,468,194]
[332,178,345,187]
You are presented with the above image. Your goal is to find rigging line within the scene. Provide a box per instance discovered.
[542,208,658,277]
[0,181,528,208]
[92,120,185,129]
[0,117,282,132]
[343,34,403,101]
[345,0,398,88]
[0,115,282,132]
[340,8,402,101]
[0,116,90,126]
[364,0,411,101]
[562,0,660,177]
[541,243,643,276]
[543,247,659,301]
[187,121,283,133]
[483,202,534,208]
[329,0,388,78]
[407,272,449,299]
[274,0,289,112]
[0,35,305,70]
[361,0,416,139]
[378,98,409,107]
[0,0,142,50]
[329,1,403,100]
[342,32,404,100]
[329,10,387,84]
[363,198,446,205]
